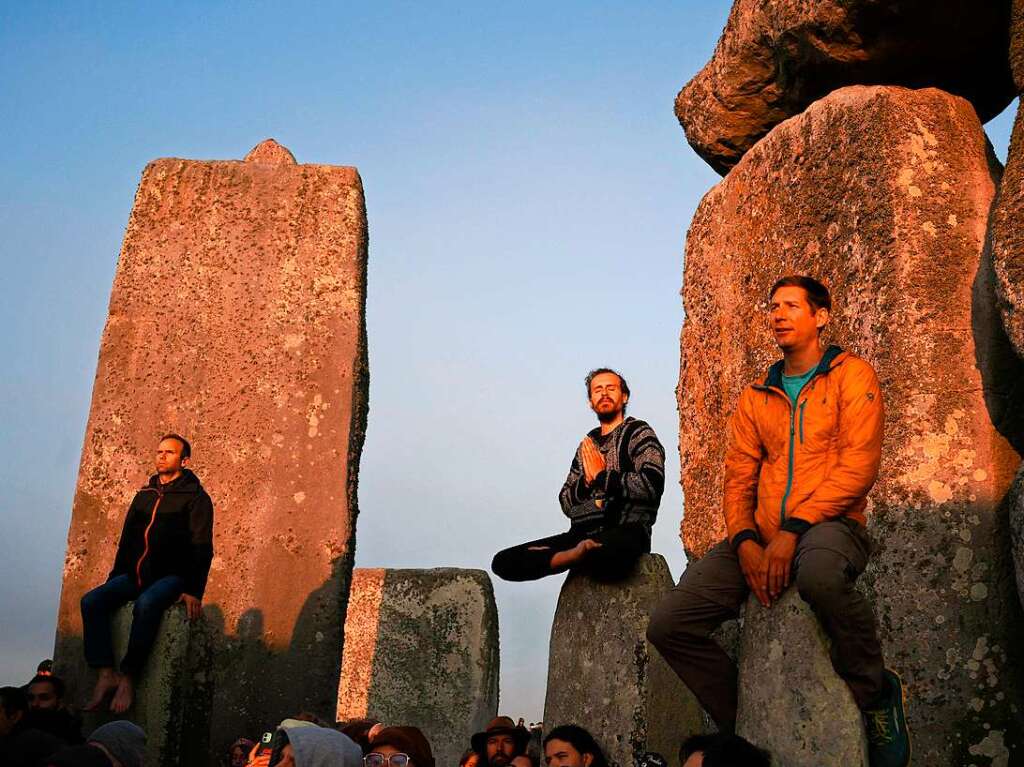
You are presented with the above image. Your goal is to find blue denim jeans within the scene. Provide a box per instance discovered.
[81,574,185,676]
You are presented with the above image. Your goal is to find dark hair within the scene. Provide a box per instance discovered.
[679,734,770,767]
[584,368,630,414]
[459,749,478,767]
[769,275,832,313]
[27,674,64,699]
[543,725,608,767]
[160,433,192,459]
[0,686,28,716]
[340,718,380,750]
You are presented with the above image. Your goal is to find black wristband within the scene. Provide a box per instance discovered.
[730,529,760,551]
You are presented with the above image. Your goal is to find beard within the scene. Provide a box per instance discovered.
[489,755,511,767]
[594,398,622,423]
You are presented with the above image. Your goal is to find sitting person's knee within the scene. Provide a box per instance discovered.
[80,589,99,613]
[491,550,512,578]
[133,592,167,616]
[795,551,848,604]
[646,600,699,648]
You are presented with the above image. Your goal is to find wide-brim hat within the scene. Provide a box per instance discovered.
[470,717,531,754]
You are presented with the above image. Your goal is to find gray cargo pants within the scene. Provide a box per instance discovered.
[646,518,885,733]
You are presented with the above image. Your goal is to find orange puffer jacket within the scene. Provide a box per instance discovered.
[723,346,884,549]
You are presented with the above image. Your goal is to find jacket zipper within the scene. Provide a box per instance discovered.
[135,491,163,587]
[779,381,814,524]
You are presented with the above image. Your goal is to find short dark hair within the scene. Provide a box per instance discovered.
[0,686,27,717]
[679,733,770,767]
[160,433,192,459]
[770,275,832,313]
[543,725,609,767]
[27,674,64,700]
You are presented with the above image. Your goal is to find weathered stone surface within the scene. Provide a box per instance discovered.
[992,103,1024,363]
[737,592,868,767]
[544,555,703,767]
[83,603,213,767]
[677,0,1015,175]
[337,568,499,767]
[678,86,1024,763]
[1010,465,1024,613]
[54,140,369,759]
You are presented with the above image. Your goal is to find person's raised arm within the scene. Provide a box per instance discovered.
[559,446,592,516]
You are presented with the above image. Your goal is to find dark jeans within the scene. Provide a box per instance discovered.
[646,519,885,733]
[491,522,651,583]
[81,574,185,676]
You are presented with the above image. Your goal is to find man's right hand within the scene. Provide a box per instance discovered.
[737,539,771,607]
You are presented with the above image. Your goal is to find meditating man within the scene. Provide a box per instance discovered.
[80,434,213,713]
[492,368,664,582]
[646,276,910,767]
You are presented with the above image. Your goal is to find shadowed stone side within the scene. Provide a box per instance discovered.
[991,104,1024,363]
[83,604,213,767]
[544,555,703,767]
[54,140,369,762]
[676,0,1014,175]
[737,592,868,767]
[678,86,1024,764]
[337,568,499,767]
[1010,466,1024,613]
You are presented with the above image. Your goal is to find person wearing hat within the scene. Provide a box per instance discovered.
[366,726,435,767]
[471,717,530,767]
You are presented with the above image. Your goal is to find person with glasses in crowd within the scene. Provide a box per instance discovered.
[365,727,435,767]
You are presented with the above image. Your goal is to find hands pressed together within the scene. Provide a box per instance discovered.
[736,531,798,607]
[579,437,606,485]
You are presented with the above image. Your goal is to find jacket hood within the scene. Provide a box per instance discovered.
[146,468,203,492]
[762,345,845,390]
[287,726,362,767]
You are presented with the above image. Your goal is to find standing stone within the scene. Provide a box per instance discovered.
[678,86,1024,763]
[54,140,369,760]
[736,592,868,767]
[676,0,1014,175]
[337,568,499,767]
[544,555,703,767]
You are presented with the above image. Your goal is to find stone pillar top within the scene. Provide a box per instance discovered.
[244,138,297,165]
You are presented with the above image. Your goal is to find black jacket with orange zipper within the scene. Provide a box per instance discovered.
[108,469,214,599]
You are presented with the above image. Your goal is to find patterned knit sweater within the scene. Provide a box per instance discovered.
[558,416,665,532]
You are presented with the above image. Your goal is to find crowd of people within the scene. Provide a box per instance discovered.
[0,664,772,767]
[0,662,145,767]
[217,712,770,767]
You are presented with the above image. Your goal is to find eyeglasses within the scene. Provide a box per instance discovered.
[365,754,412,767]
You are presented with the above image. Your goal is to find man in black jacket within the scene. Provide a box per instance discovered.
[81,434,214,713]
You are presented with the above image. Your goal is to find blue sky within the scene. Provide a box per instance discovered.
[0,1,1016,722]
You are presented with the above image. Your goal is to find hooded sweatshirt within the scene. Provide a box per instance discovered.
[109,469,214,599]
[286,726,362,767]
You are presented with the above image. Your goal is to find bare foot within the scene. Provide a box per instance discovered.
[110,674,134,713]
[84,668,119,711]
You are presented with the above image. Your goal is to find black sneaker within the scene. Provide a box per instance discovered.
[863,669,911,767]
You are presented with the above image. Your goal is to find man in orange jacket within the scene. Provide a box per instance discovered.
[647,276,909,767]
